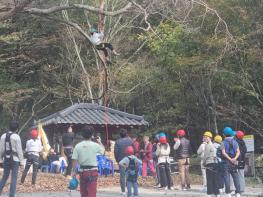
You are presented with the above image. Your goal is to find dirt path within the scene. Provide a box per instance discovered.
[2,185,262,197]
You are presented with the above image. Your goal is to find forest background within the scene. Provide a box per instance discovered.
[0,0,263,149]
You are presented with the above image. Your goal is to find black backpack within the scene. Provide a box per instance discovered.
[4,132,14,164]
[127,157,138,182]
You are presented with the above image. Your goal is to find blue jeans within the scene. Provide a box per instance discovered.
[127,181,138,197]
[0,161,20,197]
[119,165,126,192]
[223,162,240,194]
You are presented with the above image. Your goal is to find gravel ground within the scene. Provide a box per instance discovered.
[2,185,262,197]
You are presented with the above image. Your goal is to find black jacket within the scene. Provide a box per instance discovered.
[175,137,192,160]
[236,138,247,169]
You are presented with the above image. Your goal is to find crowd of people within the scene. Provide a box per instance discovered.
[0,120,248,197]
[113,127,248,197]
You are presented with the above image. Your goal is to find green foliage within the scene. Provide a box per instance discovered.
[0,0,262,145]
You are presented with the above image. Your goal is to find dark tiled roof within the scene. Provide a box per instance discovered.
[38,103,148,126]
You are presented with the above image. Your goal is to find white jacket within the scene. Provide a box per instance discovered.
[156,143,170,164]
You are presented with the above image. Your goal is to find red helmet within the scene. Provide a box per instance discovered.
[236,130,244,139]
[159,136,167,144]
[31,129,38,139]
[177,129,186,137]
[125,146,134,155]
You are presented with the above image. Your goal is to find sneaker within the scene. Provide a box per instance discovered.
[235,193,241,197]
[169,186,175,190]
[112,50,120,56]
[219,189,224,194]
[154,184,161,188]
[120,192,126,196]
[182,187,187,191]
[200,186,207,192]
[186,184,191,189]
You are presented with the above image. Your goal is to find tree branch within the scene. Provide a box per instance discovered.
[24,2,132,16]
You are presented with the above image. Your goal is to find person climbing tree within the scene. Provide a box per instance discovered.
[89,28,120,63]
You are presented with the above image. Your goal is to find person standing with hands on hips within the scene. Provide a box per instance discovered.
[174,129,192,191]
[72,126,105,197]
[119,146,142,197]
[21,129,42,185]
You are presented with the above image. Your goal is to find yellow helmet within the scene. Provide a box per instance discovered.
[203,131,213,138]
[214,135,222,143]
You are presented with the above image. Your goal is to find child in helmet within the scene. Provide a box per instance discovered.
[119,146,142,197]
[89,28,119,63]
[21,129,43,185]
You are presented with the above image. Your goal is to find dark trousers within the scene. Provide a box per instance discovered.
[216,163,224,189]
[96,43,114,57]
[64,148,73,176]
[80,170,98,197]
[159,162,173,188]
[206,163,219,195]
[21,154,39,184]
[0,161,20,197]
[223,162,241,194]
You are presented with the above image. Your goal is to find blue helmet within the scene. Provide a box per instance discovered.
[223,127,233,136]
[159,132,166,137]
[90,28,97,33]
[231,130,236,137]
[68,177,79,190]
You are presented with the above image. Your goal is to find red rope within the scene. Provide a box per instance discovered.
[103,98,109,144]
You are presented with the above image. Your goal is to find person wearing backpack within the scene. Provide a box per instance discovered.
[235,130,247,193]
[221,127,241,197]
[21,129,43,185]
[119,146,142,197]
[114,129,133,195]
[0,120,24,197]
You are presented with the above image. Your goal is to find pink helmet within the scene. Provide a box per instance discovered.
[125,146,134,155]
[236,130,245,139]
[31,129,38,139]
[159,136,167,144]
[177,129,186,137]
